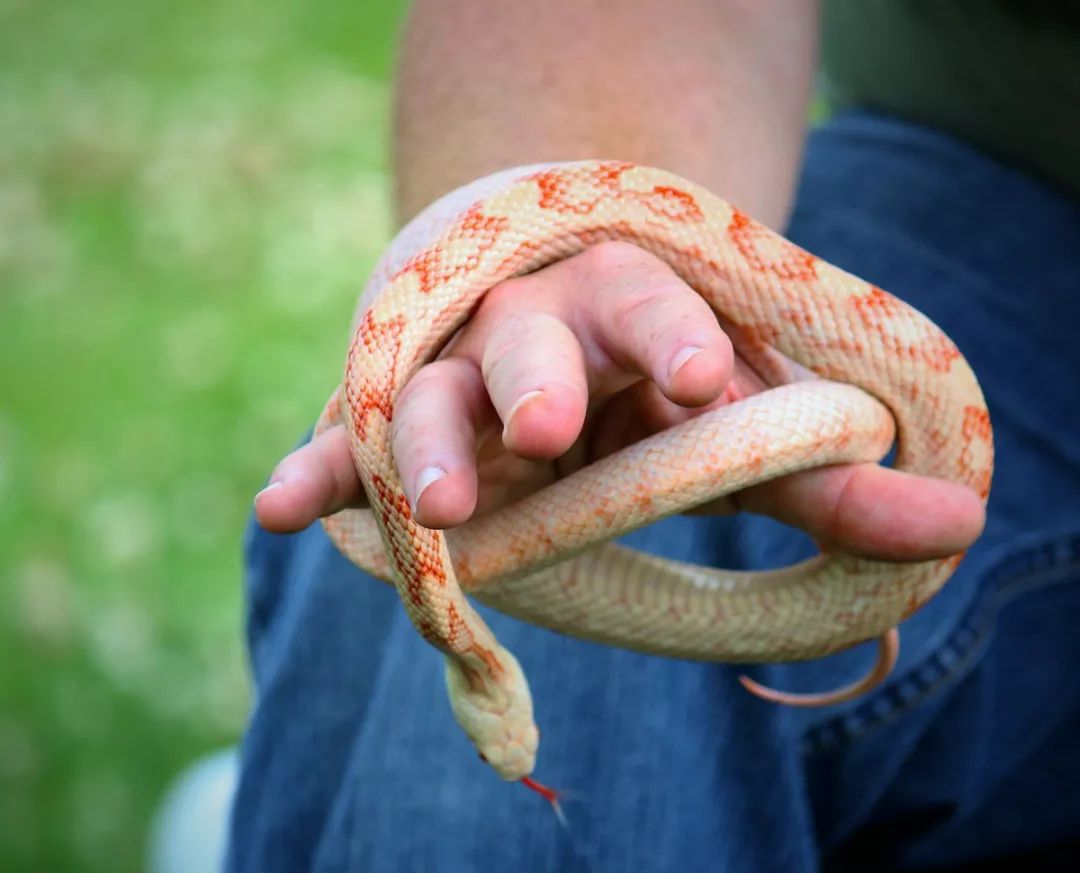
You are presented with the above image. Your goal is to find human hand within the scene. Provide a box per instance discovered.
[255,241,984,561]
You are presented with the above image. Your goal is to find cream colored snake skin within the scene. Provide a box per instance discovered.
[313,161,993,793]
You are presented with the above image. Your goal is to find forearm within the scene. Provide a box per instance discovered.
[392,0,819,229]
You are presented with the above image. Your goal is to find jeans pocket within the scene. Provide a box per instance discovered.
[803,526,1080,863]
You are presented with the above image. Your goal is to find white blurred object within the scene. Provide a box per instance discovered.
[147,748,238,873]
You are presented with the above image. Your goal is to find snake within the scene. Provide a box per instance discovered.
[313,160,993,799]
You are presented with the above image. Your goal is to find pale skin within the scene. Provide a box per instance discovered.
[255,0,985,564]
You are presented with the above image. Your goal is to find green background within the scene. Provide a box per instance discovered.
[0,1,408,870]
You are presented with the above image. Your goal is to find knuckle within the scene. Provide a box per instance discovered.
[480,326,525,372]
[611,284,677,336]
[398,362,440,402]
[398,359,461,407]
[488,311,565,362]
[465,277,556,352]
[579,239,654,275]
[577,244,690,336]
[480,275,531,314]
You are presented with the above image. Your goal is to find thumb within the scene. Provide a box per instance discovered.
[254,425,367,533]
[733,462,985,561]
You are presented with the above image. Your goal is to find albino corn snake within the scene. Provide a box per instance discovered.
[313,160,993,801]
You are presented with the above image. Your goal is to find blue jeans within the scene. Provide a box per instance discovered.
[227,113,1080,872]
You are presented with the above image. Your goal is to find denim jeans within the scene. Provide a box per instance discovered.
[227,112,1080,872]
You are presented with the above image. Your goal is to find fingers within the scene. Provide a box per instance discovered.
[476,312,589,459]
[733,463,986,561]
[254,364,490,534]
[447,240,732,459]
[384,240,733,519]
[586,357,770,461]
[574,242,733,407]
[255,419,985,561]
[260,240,711,535]
[391,357,491,528]
[259,237,984,568]
[253,359,495,533]
[254,425,366,534]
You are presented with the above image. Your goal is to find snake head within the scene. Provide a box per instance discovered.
[443,646,539,781]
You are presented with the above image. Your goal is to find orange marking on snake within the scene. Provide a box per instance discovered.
[962,405,992,442]
[960,405,993,498]
[591,160,636,188]
[737,321,783,348]
[454,555,475,586]
[728,208,818,281]
[448,602,504,680]
[349,310,405,439]
[414,541,449,587]
[392,204,510,294]
[926,427,950,454]
[593,503,617,525]
[576,219,638,249]
[961,466,986,497]
[496,237,544,274]
[635,185,704,223]
[922,337,963,373]
[942,552,966,573]
[901,590,923,619]
[446,601,472,650]
[459,203,510,235]
[368,474,431,608]
[854,288,962,373]
[582,161,705,224]
[417,619,440,644]
[532,160,647,214]
[531,168,602,214]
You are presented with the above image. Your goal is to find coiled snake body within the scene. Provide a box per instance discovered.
[315,161,993,787]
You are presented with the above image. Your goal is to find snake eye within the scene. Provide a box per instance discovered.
[477,752,488,763]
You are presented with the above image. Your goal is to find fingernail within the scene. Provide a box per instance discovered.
[254,480,283,505]
[668,345,703,381]
[411,465,446,511]
[503,389,544,440]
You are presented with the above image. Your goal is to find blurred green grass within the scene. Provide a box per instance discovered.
[0,1,407,869]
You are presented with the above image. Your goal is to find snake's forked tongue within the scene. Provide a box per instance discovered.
[477,749,568,826]
[522,775,567,827]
